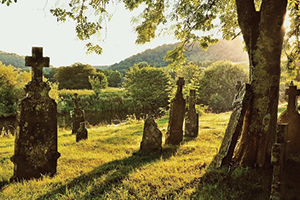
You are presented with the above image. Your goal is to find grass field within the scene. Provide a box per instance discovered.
[0,113,271,199]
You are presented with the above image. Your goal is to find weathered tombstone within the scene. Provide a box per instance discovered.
[10,47,60,181]
[140,115,162,152]
[165,77,186,145]
[270,124,287,200]
[278,81,300,155]
[185,89,199,137]
[71,93,86,135]
[216,83,252,167]
[76,122,88,142]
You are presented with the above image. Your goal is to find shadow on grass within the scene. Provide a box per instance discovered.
[0,180,10,191]
[188,156,272,200]
[37,146,178,199]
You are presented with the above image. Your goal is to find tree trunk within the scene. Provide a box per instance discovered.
[233,0,287,168]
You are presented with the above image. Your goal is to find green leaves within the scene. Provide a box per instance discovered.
[1,0,17,6]
[123,64,173,110]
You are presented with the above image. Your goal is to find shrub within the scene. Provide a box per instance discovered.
[197,60,248,112]
[123,64,173,110]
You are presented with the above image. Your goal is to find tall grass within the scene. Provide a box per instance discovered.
[0,113,271,199]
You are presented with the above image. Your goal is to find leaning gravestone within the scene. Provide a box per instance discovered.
[10,47,60,181]
[140,115,162,152]
[216,83,251,167]
[165,77,186,145]
[185,89,199,137]
[278,81,300,155]
[71,93,86,135]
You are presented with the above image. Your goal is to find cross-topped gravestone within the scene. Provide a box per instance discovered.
[10,47,60,181]
[165,77,186,145]
[25,47,50,83]
[285,81,300,112]
[279,81,300,155]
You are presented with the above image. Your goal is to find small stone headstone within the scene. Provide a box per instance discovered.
[76,122,88,142]
[140,115,162,152]
[185,89,199,137]
[278,81,300,155]
[216,83,252,167]
[71,93,86,135]
[165,77,186,145]
[10,47,60,181]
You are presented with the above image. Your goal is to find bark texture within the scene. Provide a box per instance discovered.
[233,0,288,167]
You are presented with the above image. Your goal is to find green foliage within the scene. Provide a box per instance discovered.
[123,64,173,110]
[89,71,108,94]
[55,88,135,113]
[54,63,96,89]
[197,61,249,112]
[0,62,30,117]
[103,69,122,87]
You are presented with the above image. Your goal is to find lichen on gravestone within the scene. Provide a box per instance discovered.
[10,47,60,181]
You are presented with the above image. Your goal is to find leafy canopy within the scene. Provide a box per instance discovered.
[123,64,173,110]
[3,1,299,66]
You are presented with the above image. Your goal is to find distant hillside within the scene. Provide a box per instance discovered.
[0,51,26,69]
[97,39,248,73]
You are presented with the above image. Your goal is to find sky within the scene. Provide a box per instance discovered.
[0,0,178,67]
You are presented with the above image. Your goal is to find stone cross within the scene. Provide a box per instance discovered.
[285,81,300,112]
[25,47,49,82]
[176,77,185,95]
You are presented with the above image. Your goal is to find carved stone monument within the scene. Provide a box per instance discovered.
[10,47,60,181]
[165,77,186,145]
[185,89,199,137]
[278,81,300,155]
[140,115,162,152]
[76,122,88,142]
[71,93,86,135]
[216,83,252,167]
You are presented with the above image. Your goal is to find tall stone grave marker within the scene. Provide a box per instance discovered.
[71,93,86,135]
[278,81,300,155]
[185,89,199,137]
[216,83,251,167]
[165,77,186,145]
[10,47,60,181]
[140,115,162,152]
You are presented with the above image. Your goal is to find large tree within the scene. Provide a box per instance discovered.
[4,0,299,168]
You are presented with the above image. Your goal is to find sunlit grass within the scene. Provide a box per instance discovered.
[0,112,271,199]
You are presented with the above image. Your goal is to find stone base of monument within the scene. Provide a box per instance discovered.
[76,122,88,142]
[10,152,61,182]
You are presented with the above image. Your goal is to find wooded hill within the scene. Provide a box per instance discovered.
[0,39,247,72]
[95,39,248,73]
[0,51,26,69]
